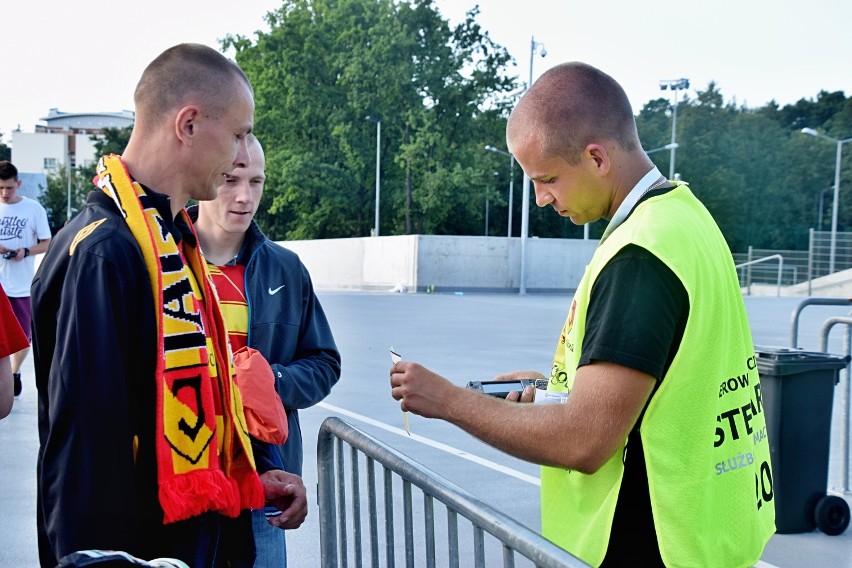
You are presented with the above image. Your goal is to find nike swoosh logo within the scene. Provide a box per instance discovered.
[268,284,286,295]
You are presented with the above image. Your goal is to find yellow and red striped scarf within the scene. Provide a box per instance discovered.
[96,155,264,523]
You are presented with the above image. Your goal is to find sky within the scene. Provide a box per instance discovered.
[3,0,850,146]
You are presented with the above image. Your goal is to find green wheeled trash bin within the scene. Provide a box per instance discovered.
[755,346,851,535]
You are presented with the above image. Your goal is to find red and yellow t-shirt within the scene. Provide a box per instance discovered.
[208,264,248,352]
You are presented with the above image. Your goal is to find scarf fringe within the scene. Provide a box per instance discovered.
[236,469,266,513]
[159,470,237,524]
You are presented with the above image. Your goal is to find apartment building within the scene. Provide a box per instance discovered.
[11,108,134,177]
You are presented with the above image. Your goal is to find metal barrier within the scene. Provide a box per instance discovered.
[820,317,852,494]
[736,254,784,296]
[788,298,852,494]
[789,297,852,348]
[317,416,589,568]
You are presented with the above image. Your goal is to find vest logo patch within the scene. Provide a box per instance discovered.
[566,299,576,336]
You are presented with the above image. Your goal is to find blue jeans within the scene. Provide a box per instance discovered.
[251,507,287,567]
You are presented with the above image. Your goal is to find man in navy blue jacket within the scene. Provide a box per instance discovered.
[191,135,342,567]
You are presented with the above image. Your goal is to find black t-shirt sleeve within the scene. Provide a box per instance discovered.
[580,244,689,380]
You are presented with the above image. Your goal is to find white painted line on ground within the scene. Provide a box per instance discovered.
[753,561,779,568]
[317,401,540,486]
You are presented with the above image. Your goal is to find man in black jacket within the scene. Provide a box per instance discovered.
[31,44,305,568]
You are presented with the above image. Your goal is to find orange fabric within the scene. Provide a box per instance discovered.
[233,347,288,444]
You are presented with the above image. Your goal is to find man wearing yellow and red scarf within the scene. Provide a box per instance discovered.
[31,44,306,568]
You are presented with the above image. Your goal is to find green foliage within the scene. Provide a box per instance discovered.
[79,127,133,182]
[224,0,518,239]
[637,84,851,252]
[218,0,848,254]
[42,166,91,232]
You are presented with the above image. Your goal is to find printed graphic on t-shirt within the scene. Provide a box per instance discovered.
[0,215,30,242]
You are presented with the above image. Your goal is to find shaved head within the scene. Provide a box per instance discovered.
[134,43,252,130]
[507,62,640,164]
[245,134,264,166]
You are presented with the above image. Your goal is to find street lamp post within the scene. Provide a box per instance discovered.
[485,174,495,236]
[801,127,852,273]
[66,143,73,222]
[659,78,689,179]
[645,142,679,155]
[519,36,547,294]
[817,186,832,231]
[484,145,514,237]
[64,128,74,222]
[366,115,381,236]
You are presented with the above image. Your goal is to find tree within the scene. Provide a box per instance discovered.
[0,135,10,162]
[637,82,851,253]
[42,166,91,233]
[225,6,848,253]
[224,0,518,240]
[78,127,133,182]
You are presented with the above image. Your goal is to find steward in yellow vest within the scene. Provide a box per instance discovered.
[388,61,775,568]
[543,182,775,566]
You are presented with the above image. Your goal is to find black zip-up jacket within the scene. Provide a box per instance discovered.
[188,206,342,476]
[32,190,279,568]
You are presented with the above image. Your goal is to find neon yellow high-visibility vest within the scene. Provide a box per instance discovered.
[542,184,775,567]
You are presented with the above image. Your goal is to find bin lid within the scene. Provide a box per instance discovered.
[754,345,851,376]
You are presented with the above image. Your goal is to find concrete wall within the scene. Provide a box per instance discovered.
[277,235,597,294]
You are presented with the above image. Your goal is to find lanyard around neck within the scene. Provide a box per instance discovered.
[599,167,666,243]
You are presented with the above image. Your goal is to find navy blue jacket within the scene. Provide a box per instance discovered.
[188,207,342,476]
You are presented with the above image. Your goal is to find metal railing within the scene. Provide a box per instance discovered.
[317,417,589,568]
[789,298,852,493]
[819,317,852,494]
[789,297,852,348]
[733,230,852,293]
[736,254,784,296]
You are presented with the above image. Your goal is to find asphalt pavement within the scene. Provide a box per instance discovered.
[2,292,851,567]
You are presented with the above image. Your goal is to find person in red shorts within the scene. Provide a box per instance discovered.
[0,283,28,418]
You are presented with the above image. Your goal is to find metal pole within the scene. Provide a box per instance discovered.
[484,146,514,239]
[520,174,529,294]
[808,227,814,296]
[801,130,852,273]
[507,156,514,238]
[520,36,540,295]
[375,120,381,237]
[846,326,852,493]
[669,87,678,180]
[66,135,72,222]
[830,140,842,273]
[660,79,688,180]
[818,189,824,230]
[484,189,489,236]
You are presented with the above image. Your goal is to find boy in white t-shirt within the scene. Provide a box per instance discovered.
[0,161,52,396]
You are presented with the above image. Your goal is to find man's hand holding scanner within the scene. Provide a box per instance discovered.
[388,361,571,468]
[479,370,546,403]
